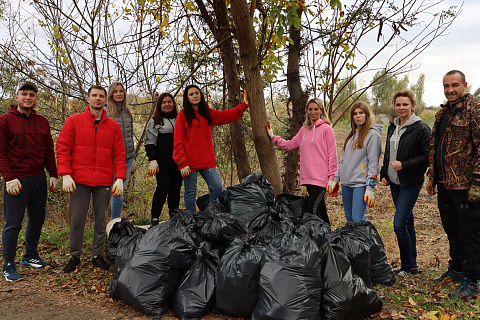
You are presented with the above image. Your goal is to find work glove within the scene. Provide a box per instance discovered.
[180,166,191,177]
[326,179,339,197]
[112,179,124,197]
[49,177,58,192]
[244,90,250,105]
[266,121,274,138]
[468,185,480,202]
[62,175,76,193]
[6,179,22,196]
[147,160,159,176]
[364,190,375,208]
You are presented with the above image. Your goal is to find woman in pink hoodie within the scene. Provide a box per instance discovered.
[266,98,338,224]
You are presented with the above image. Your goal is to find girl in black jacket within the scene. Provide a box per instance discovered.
[380,89,431,279]
[145,93,182,225]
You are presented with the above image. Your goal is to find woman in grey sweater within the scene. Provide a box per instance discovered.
[106,82,136,219]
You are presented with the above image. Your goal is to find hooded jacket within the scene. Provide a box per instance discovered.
[173,102,248,171]
[145,116,178,169]
[56,106,126,186]
[335,124,383,190]
[0,105,58,181]
[272,119,338,188]
[380,114,430,187]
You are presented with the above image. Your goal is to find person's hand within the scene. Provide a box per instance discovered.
[62,175,76,193]
[326,180,339,197]
[244,90,249,106]
[180,166,191,177]
[266,121,274,138]
[147,160,159,176]
[49,177,58,192]
[381,177,389,186]
[364,190,375,208]
[426,179,436,196]
[6,179,22,196]
[112,179,124,197]
[389,161,403,171]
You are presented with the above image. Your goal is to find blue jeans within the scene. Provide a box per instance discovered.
[111,157,134,219]
[341,185,366,222]
[390,182,421,272]
[183,167,223,212]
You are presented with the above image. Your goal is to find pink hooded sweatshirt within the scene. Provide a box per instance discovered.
[272,119,338,188]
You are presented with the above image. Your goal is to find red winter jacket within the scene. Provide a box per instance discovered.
[0,105,58,181]
[56,107,126,186]
[173,102,248,171]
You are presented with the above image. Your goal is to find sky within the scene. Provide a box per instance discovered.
[363,0,480,107]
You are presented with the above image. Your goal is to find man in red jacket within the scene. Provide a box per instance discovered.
[0,81,58,281]
[56,85,126,273]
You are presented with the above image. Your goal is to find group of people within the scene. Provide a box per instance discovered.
[1,70,479,300]
[268,70,480,298]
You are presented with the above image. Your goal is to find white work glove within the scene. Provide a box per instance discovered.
[244,90,249,105]
[326,179,339,197]
[49,177,58,192]
[147,160,159,176]
[364,190,375,208]
[6,179,22,196]
[62,175,76,193]
[266,121,274,138]
[180,166,191,177]
[112,179,124,197]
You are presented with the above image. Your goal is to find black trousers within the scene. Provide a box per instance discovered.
[151,168,183,219]
[305,184,330,225]
[437,184,480,281]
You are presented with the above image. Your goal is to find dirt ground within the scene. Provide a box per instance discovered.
[0,129,452,320]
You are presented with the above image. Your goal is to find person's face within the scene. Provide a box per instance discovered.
[307,102,322,124]
[353,108,366,127]
[112,85,125,103]
[187,87,201,107]
[161,96,175,114]
[443,73,466,102]
[87,89,107,110]
[394,96,414,121]
[15,90,37,111]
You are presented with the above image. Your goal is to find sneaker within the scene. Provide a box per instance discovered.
[20,255,50,268]
[63,256,81,273]
[2,262,22,281]
[411,267,419,275]
[397,270,411,279]
[449,277,479,298]
[92,256,110,271]
[151,218,160,226]
[393,266,401,273]
[433,268,463,283]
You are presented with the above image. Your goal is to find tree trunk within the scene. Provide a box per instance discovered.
[285,7,307,194]
[230,0,282,195]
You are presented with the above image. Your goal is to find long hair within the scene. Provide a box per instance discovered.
[183,84,212,127]
[343,101,374,150]
[153,92,178,126]
[304,98,332,127]
[106,82,133,119]
[392,88,417,113]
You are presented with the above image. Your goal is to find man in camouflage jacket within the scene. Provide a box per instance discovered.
[427,70,480,298]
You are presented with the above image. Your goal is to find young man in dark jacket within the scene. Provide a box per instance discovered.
[0,82,58,281]
[427,70,480,298]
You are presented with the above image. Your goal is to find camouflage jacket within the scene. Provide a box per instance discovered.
[427,93,480,189]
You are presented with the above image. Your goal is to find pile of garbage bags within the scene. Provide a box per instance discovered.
[108,173,391,320]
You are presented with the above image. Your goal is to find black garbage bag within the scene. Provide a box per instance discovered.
[106,217,145,262]
[340,221,395,286]
[225,173,275,215]
[275,193,308,225]
[204,190,229,214]
[296,213,331,246]
[256,216,286,245]
[171,243,220,320]
[196,193,210,211]
[320,241,382,320]
[215,238,265,317]
[200,213,246,244]
[327,230,372,287]
[252,234,323,320]
[109,211,199,319]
